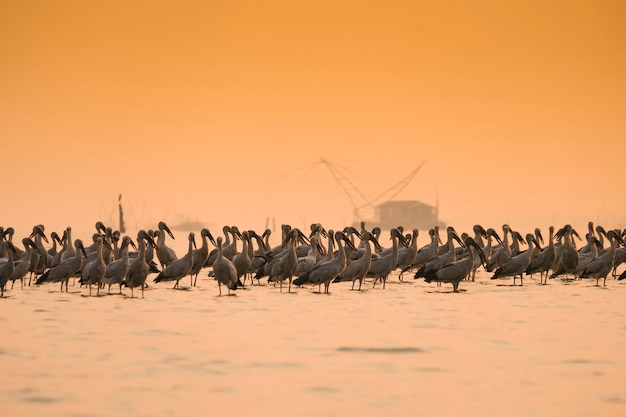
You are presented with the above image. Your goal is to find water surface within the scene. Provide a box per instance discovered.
[2,262,625,417]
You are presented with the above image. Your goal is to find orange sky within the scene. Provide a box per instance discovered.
[1,0,625,237]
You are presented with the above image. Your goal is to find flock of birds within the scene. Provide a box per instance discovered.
[0,220,625,299]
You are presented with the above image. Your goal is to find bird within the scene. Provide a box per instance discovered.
[232,231,252,286]
[266,228,302,293]
[414,228,464,280]
[293,230,357,294]
[254,227,309,285]
[333,230,383,290]
[58,227,77,263]
[423,236,488,292]
[552,236,600,279]
[124,230,155,298]
[222,226,242,260]
[525,226,557,284]
[0,241,17,297]
[611,245,626,278]
[401,228,441,275]
[466,225,490,281]
[248,230,269,284]
[550,225,582,279]
[242,229,259,285]
[294,235,324,276]
[27,225,49,280]
[205,225,235,267]
[262,228,273,250]
[485,225,512,272]
[491,233,540,286]
[103,236,136,294]
[46,231,63,266]
[471,224,488,249]
[154,232,196,289]
[578,221,597,255]
[579,230,625,286]
[296,223,327,258]
[84,222,107,254]
[577,226,603,256]
[36,239,87,292]
[480,228,503,266]
[368,228,408,289]
[145,229,157,264]
[1,229,25,265]
[396,228,419,282]
[79,235,110,296]
[10,238,39,290]
[155,221,177,269]
[129,229,160,274]
[509,231,527,257]
[308,223,328,256]
[190,228,216,287]
[212,236,238,296]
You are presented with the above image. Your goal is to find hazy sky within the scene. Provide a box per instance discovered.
[2,0,625,238]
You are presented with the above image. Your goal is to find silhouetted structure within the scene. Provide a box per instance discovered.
[354,200,446,231]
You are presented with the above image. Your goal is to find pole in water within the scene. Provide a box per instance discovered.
[118,194,126,233]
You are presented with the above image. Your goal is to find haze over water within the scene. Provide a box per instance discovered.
[2,1,625,233]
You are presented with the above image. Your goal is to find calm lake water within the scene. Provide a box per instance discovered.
[2,230,626,417]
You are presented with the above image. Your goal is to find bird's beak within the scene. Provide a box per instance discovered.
[164,224,175,240]
[349,227,362,240]
[453,233,465,248]
[370,234,383,252]
[343,235,357,251]
[297,230,310,246]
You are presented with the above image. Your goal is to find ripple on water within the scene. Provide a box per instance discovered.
[16,388,67,404]
[336,346,424,354]
[410,366,449,373]
[560,358,613,365]
[21,396,63,404]
[604,394,626,404]
[305,386,340,393]
[244,361,305,369]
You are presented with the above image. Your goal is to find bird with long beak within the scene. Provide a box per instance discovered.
[153,232,196,289]
[333,230,383,290]
[293,230,358,294]
[424,236,488,292]
[368,228,409,289]
[155,221,177,269]
[580,230,625,286]
[36,239,87,292]
[491,233,541,286]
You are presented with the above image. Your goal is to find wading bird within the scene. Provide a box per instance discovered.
[423,237,487,292]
